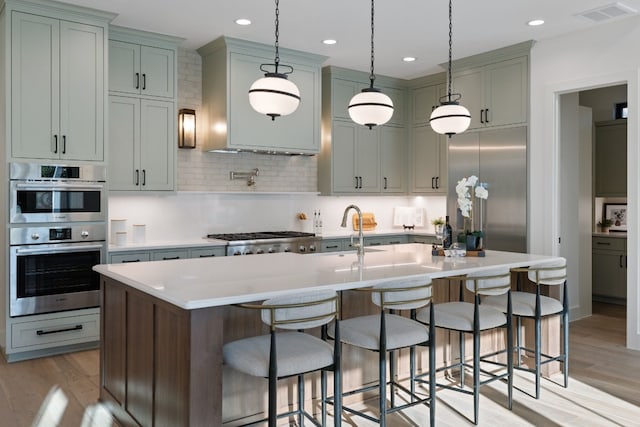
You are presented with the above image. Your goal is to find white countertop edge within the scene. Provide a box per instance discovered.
[592,232,627,239]
[95,245,564,310]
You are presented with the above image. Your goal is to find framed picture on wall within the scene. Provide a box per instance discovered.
[604,203,627,232]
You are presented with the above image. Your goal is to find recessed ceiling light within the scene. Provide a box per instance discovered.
[322,39,337,45]
[527,19,545,26]
[403,56,416,62]
[235,18,251,26]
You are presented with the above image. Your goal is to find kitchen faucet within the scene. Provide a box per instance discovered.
[341,204,364,256]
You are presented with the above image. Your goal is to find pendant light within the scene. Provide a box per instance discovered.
[348,0,393,129]
[430,0,471,136]
[248,0,300,120]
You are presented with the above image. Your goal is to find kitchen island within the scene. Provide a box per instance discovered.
[94,244,563,426]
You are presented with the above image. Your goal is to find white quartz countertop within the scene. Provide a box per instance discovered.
[108,238,227,252]
[94,244,562,310]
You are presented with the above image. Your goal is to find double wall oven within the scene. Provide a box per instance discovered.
[8,163,107,317]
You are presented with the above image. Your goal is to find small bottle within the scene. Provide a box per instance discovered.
[443,215,453,249]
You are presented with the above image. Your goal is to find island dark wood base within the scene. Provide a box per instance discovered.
[100,277,224,426]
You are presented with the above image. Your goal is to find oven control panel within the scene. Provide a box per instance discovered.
[10,224,106,245]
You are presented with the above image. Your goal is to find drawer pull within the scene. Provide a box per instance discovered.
[37,325,83,336]
[198,254,216,258]
[369,242,382,246]
[122,259,142,263]
[162,256,180,260]
[596,242,611,246]
[325,245,339,249]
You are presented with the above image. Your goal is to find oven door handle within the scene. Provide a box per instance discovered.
[15,244,105,255]
[14,183,105,190]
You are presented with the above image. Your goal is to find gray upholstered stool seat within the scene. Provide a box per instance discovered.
[224,331,334,378]
[329,277,435,426]
[417,302,507,331]
[336,313,429,351]
[222,290,341,427]
[482,292,563,317]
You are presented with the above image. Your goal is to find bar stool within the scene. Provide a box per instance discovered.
[482,258,568,398]
[416,268,513,425]
[330,276,435,427]
[223,290,341,427]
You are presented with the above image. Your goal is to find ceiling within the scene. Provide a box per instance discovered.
[60,0,640,80]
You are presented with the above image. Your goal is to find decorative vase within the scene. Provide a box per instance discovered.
[466,235,479,251]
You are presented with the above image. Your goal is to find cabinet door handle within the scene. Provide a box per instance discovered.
[596,241,611,246]
[384,177,388,190]
[485,108,490,123]
[122,259,142,263]
[198,254,217,258]
[135,169,140,186]
[53,135,58,153]
[435,176,440,189]
[620,255,624,268]
[162,256,180,260]
[431,177,435,189]
[354,176,359,189]
[325,245,339,249]
[37,325,82,336]
[142,169,146,186]
[142,73,146,90]
[135,72,140,89]
[359,176,363,189]
[62,135,66,154]
[480,109,484,123]
[370,242,382,246]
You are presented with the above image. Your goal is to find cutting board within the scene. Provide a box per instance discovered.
[353,213,377,231]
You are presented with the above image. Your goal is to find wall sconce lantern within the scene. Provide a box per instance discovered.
[178,109,196,148]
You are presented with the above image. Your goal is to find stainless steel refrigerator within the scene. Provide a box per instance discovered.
[447,126,527,252]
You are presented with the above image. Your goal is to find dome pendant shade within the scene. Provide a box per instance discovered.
[430,101,471,136]
[348,88,394,129]
[249,72,301,120]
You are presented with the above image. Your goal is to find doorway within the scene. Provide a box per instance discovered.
[558,84,628,329]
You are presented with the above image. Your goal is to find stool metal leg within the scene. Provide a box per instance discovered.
[563,281,570,389]
[459,331,465,388]
[321,370,327,427]
[269,332,277,427]
[390,349,396,408]
[298,374,305,426]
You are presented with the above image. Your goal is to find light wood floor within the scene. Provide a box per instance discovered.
[2,302,639,426]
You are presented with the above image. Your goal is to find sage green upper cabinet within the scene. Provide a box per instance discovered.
[595,120,627,197]
[329,77,405,126]
[107,27,182,192]
[198,37,326,154]
[319,66,408,195]
[109,96,174,191]
[380,126,407,193]
[109,40,174,98]
[331,121,380,193]
[411,82,446,126]
[10,10,110,161]
[410,125,447,194]
[450,42,532,130]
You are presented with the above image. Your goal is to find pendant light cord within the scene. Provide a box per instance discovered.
[274,0,280,73]
[369,0,375,88]
[446,0,453,101]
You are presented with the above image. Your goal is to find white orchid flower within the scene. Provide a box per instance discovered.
[475,186,488,200]
[466,175,478,187]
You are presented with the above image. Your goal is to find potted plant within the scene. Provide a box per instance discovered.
[431,217,445,227]
[597,218,613,233]
[456,175,489,250]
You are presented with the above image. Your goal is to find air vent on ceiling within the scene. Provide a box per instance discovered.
[576,2,637,22]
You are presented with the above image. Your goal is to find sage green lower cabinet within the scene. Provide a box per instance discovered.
[190,247,226,258]
[109,251,151,264]
[592,236,627,303]
[110,246,227,263]
[319,239,344,253]
[152,249,188,261]
[365,235,409,246]
[409,235,437,245]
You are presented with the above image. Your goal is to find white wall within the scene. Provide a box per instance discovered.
[530,15,640,348]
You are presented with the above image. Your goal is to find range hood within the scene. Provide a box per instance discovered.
[197,37,326,155]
